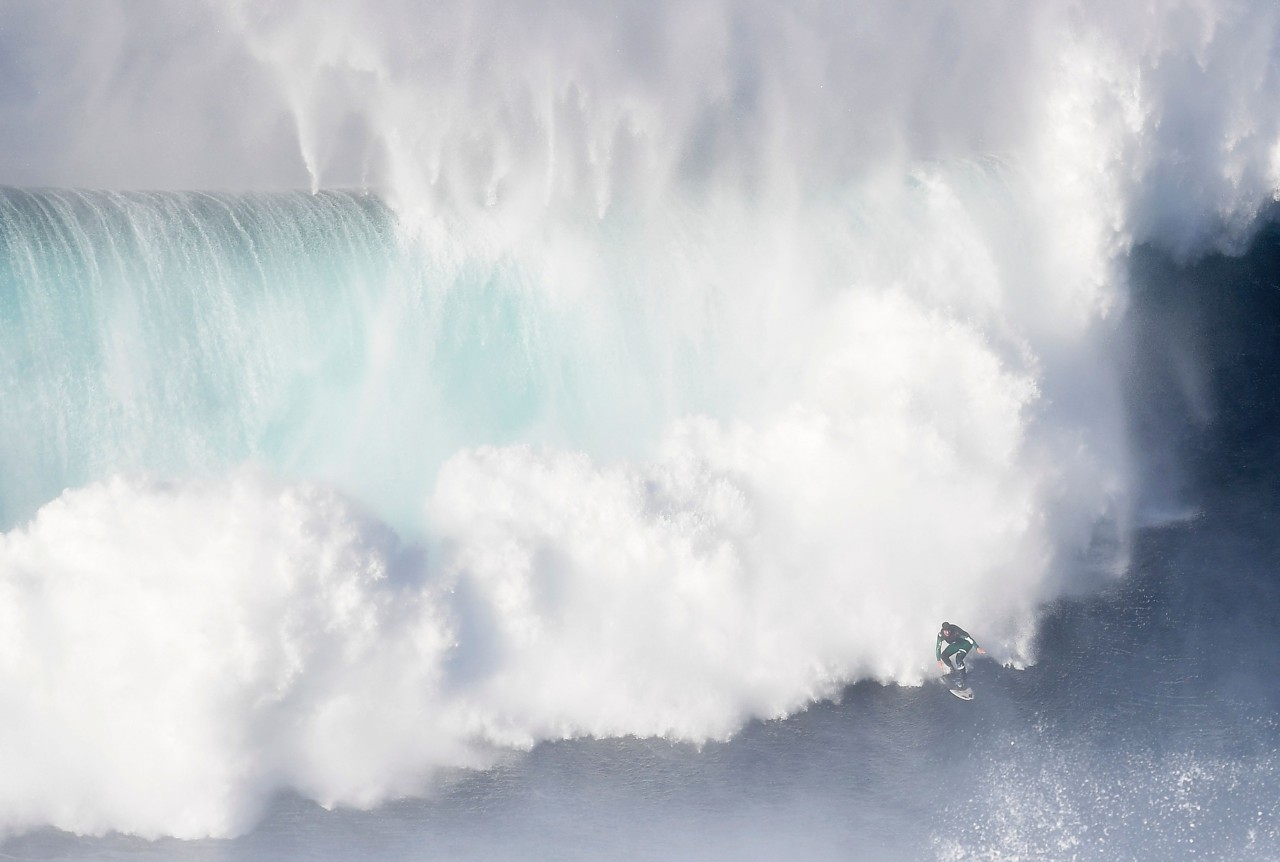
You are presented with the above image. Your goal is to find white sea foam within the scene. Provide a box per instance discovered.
[0,474,481,837]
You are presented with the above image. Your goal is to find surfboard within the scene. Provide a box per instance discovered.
[949,686,974,701]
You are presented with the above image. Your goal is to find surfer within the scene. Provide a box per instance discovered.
[936,621,984,691]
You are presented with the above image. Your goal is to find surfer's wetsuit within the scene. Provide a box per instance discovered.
[936,623,979,689]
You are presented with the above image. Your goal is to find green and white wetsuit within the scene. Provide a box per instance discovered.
[936,624,979,686]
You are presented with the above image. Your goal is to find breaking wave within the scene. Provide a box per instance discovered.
[0,0,1278,839]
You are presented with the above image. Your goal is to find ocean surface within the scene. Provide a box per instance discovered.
[2,2,1280,860]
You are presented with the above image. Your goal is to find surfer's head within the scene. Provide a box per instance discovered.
[940,622,952,637]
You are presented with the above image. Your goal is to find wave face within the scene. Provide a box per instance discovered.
[0,177,1110,837]
[0,0,1279,844]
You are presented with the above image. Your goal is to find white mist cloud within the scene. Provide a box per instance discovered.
[5,0,1276,274]
[0,2,305,189]
[4,1,1278,250]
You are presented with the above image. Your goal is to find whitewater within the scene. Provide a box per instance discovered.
[2,1,1280,857]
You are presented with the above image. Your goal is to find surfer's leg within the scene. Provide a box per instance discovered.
[952,649,968,687]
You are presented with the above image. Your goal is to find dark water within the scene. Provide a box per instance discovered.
[5,228,1280,861]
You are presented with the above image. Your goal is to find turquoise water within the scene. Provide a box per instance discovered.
[0,189,700,532]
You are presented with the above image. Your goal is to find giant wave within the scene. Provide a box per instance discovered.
[1,0,1279,846]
